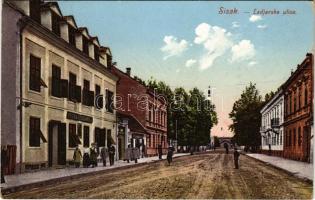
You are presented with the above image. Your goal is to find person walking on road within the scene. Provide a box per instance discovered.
[100,147,108,167]
[224,143,229,154]
[233,147,240,169]
[167,146,175,165]
[73,147,82,168]
[109,144,116,166]
[90,143,98,168]
[158,144,163,160]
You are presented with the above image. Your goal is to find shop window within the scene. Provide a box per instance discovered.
[106,90,114,113]
[29,117,47,147]
[94,128,106,147]
[68,25,76,47]
[29,55,41,92]
[83,126,90,148]
[69,124,81,148]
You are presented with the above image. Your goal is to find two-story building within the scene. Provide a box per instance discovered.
[2,0,118,173]
[260,89,284,157]
[283,53,313,162]
[111,67,168,158]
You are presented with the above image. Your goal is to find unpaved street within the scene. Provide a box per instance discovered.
[3,152,313,199]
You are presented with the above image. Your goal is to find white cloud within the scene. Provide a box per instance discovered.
[248,61,257,66]
[249,15,262,22]
[185,59,197,68]
[161,35,188,60]
[231,40,255,63]
[232,21,240,28]
[257,24,267,29]
[194,23,233,70]
[176,69,180,73]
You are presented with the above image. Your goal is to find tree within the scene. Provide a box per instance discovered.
[229,83,263,151]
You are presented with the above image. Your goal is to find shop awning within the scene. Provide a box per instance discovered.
[117,112,147,134]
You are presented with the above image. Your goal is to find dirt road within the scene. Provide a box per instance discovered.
[3,152,313,199]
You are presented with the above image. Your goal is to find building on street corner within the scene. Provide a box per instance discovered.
[282,53,313,162]
[111,67,168,158]
[1,0,118,173]
[260,89,284,157]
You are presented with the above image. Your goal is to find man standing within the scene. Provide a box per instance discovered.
[158,144,163,159]
[224,143,229,154]
[100,147,108,167]
[89,143,98,168]
[167,146,175,165]
[234,147,240,169]
[109,144,116,166]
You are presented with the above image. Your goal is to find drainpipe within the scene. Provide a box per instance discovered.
[18,18,26,174]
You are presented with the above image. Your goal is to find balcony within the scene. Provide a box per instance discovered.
[271,118,280,128]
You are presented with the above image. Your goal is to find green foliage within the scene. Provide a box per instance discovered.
[147,77,217,146]
[229,82,263,148]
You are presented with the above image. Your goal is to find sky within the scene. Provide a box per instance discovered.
[58,1,314,137]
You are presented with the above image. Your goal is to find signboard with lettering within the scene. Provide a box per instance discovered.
[67,111,93,123]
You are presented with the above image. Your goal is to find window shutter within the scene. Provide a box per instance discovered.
[60,79,69,98]
[75,85,82,103]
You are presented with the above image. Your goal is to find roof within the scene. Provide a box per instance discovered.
[117,112,147,134]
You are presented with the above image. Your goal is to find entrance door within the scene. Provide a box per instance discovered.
[58,123,67,165]
[48,121,67,166]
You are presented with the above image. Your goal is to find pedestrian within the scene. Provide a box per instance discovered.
[224,143,229,154]
[268,144,271,156]
[167,146,175,165]
[132,146,140,163]
[83,148,90,168]
[234,147,240,169]
[89,143,98,168]
[1,145,8,183]
[109,144,116,166]
[73,147,82,168]
[158,144,163,159]
[100,146,108,167]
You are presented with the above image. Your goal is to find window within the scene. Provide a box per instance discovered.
[83,80,94,106]
[106,54,112,67]
[293,129,296,146]
[29,117,40,147]
[289,94,292,114]
[52,65,61,97]
[30,0,41,22]
[305,86,308,106]
[95,84,103,109]
[83,126,90,148]
[298,87,301,110]
[94,45,100,62]
[69,124,77,148]
[29,55,41,92]
[289,130,292,147]
[82,36,89,55]
[106,90,114,113]
[280,131,282,145]
[94,128,105,147]
[68,25,76,46]
[69,73,81,102]
[51,12,61,36]
[298,127,302,146]
[293,90,296,112]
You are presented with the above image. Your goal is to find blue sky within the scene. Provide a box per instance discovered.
[59,1,314,137]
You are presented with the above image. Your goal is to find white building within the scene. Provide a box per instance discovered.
[2,0,118,173]
[260,89,284,156]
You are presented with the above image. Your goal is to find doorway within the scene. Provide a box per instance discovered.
[48,121,67,167]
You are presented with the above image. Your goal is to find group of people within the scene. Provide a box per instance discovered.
[73,143,116,168]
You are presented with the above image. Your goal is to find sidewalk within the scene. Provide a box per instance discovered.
[1,153,189,191]
[246,153,313,182]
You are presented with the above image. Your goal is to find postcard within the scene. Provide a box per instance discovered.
[1,0,314,199]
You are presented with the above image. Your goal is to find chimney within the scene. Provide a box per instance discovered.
[126,67,131,76]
